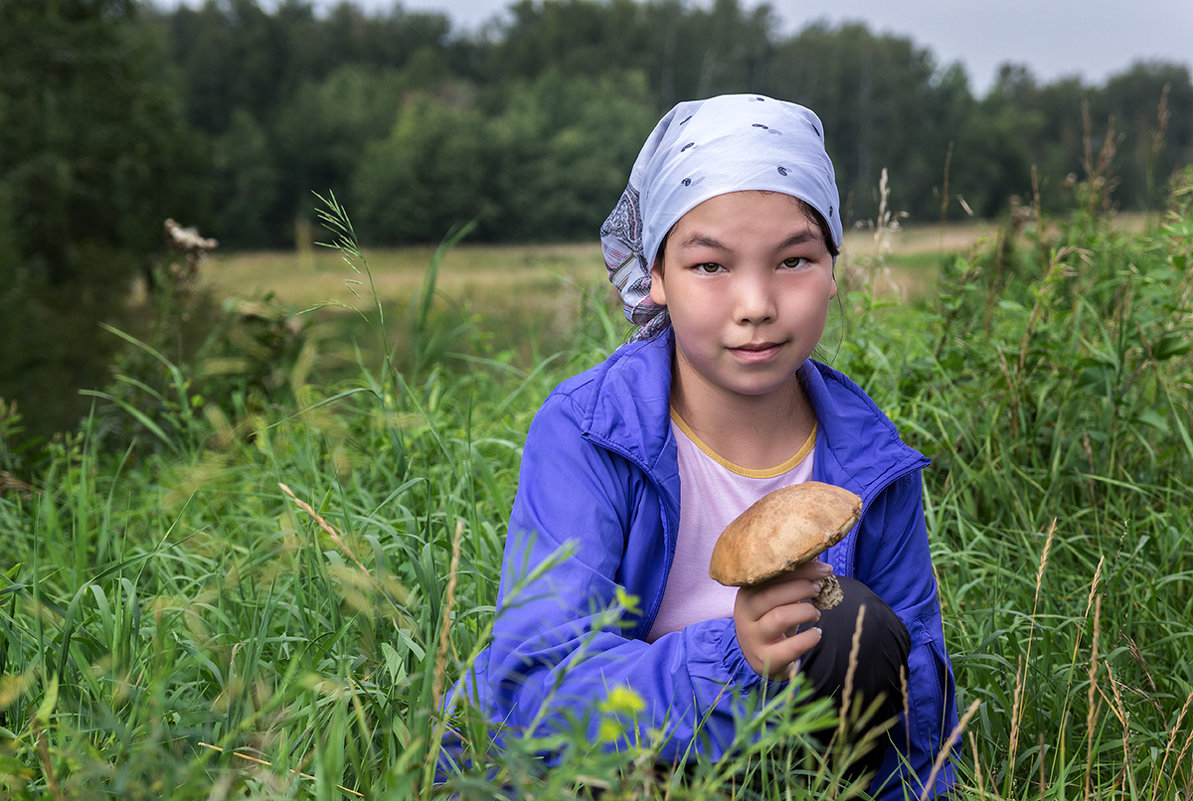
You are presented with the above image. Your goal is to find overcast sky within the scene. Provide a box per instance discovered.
[319,0,1193,96]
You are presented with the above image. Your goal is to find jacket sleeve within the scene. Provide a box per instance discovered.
[478,389,766,761]
[854,471,959,799]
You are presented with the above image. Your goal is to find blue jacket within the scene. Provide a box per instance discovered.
[464,332,958,797]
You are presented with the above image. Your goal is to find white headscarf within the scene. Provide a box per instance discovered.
[600,94,842,339]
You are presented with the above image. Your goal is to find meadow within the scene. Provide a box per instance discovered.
[1,179,1191,799]
[192,220,982,370]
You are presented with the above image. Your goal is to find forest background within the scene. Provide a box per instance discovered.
[1,0,1191,442]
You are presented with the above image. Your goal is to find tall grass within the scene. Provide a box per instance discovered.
[2,170,1191,799]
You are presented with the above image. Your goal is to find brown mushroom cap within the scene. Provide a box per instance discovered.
[708,481,861,588]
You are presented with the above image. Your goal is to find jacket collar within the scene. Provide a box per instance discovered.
[579,329,925,501]
[581,332,676,475]
[578,332,680,526]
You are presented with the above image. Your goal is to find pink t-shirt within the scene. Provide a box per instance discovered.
[646,410,816,642]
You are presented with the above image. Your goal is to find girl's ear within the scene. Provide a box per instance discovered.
[648,261,667,305]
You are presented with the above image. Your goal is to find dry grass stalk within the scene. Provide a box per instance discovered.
[432,520,465,712]
[900,664,910,758]
[1174,711,1193,798]
[968,729,986,800]
[1080,97,1119,214]
[1099,663,1128,730]
[1058,556,1105,764]
[0,470,37,497]
[1008,653,1025,767]
[1125,638,1164,719]
[1150,83,1172,210]
[1010,519,1057,770]
[938,142,953,226]
[1038,732,1046,801]
[1084,593,1102,801]
[1152,83,1171,157]
[835,603,866,744]
[1150,687,1193,801]
[918,698,981,801]
[32,716,63,801]
[424,521,467,798]
[1074,557,1105,666]
[1101,660,1136,796]
[198,741,364,797]
[1033,520,1056,612]
[278,482,370,577]
[864,167,908,297]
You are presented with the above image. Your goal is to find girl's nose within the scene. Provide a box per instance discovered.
[734,272,776,325]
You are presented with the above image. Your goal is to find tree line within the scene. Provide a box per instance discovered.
[1,0,1191,442]
[158,0,1191,248]
[6,0,1192,253]
[165,0,1183,245]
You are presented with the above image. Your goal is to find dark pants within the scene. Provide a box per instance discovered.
[796,576,911,778]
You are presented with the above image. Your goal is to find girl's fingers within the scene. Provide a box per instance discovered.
[733,561,835,679]
[734,593,823,678]
[738,578,823,620]
[756,596,821,641]
[755,624,822,679]
[739,561,833,609]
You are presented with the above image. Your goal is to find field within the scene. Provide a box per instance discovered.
[2,190,1192,800]
[198,215,1152,307]
[193,220,993,374]
[199,221,986,309]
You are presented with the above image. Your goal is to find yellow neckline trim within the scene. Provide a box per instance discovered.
[670,408,816,479]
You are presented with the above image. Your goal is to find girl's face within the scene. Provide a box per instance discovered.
[649,190,837,410]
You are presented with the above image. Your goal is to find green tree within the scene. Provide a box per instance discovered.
[351,97,493,243]
[162,0,282,135]
[1095,61,1193,209]
[349,71,658,245]
[767,22,964,223]
[949,64,1045,218]
[272,65,415,236]
[157,0,456,246]
[652,0,779,101]
[481,0,779,106]
[485,0,655,85]
[0,0,204,442]
[212,109,280,246]
[137,0,1188,251]
[485,70,658,241]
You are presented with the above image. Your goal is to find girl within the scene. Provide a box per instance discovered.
[452,94,958,798]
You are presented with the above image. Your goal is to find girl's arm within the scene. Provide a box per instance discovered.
[482,391,763,760]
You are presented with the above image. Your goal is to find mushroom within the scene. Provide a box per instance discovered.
[708,481,861,610]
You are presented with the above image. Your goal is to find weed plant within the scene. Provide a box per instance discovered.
[1,171,1192,799]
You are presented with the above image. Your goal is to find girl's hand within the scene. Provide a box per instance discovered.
[734,559,833,680]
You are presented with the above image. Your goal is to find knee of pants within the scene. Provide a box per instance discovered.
[799,577,911,714]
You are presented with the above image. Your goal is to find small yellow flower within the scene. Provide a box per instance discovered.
[598,718,624,742]
[600,685,645,717]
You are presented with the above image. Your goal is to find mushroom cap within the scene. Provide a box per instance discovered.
[708,481,862,587]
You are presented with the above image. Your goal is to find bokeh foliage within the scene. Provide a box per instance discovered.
[0,0,205,442]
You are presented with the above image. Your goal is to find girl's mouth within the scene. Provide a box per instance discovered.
[730,342,784,363]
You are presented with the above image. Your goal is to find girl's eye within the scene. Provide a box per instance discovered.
[782,256,809,270]
[693,263,724,274]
